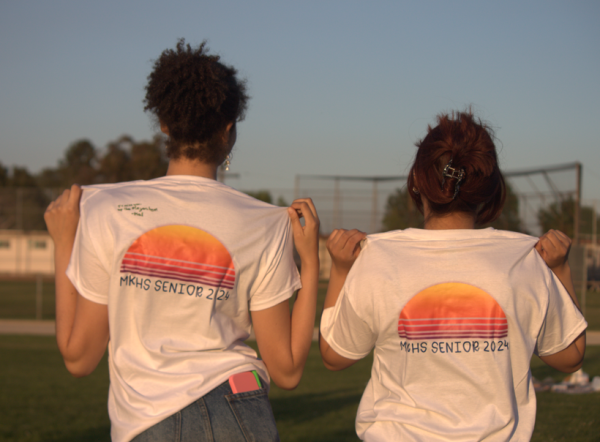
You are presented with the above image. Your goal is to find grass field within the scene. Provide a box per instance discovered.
[0,281,56,320]
[2,280,600,330]
[2,280,599,441]
[0,336,598,442]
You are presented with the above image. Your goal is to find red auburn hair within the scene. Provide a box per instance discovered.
[407,110,506,225]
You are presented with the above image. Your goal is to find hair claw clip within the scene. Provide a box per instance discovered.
[441,159,465,200]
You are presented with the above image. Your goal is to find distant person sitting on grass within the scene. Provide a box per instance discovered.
[319,110,587,441]
[44,39,320,442]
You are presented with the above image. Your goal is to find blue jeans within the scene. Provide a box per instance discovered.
[131,380,280,442]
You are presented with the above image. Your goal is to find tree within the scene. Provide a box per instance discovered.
[0,134,169,231]
[381,187,423,231]
[98,136,132,183]
[538,197,575,237]
[36,167,63,188]
[580,205,600,237]
[246,190,273,204]
[59,139,98,186]
[8,166,37,188]
[483,183,522,232]
[538,197,599,238]
[0,162,8,187]
[130,134,168,181]
[0,165,48,230]
[382,183,523,233]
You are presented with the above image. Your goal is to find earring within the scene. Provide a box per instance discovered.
[412,187,419,195]
[224,154,231,171]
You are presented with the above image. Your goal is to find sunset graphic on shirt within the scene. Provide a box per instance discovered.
[398,283,507,340]
[120,225,236,289]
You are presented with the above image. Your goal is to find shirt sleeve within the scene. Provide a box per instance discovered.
[535,269,587,357]
[248,215,301,311]
[65,192,111,305]
[320,253,377,360]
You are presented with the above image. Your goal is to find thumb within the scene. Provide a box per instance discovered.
[69,184,83,205]
[287,207,302,232]
[534,240,545,257]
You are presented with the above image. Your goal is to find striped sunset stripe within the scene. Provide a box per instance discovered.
[398,283,508,341]
[120,254,235,289]
[398,319,508,339]
[119,225,237,290]
[121,252,235,285]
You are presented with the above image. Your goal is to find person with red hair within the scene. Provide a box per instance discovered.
[320,111,586,441]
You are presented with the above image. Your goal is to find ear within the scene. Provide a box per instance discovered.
[223,122,236,147]
[160,121,170,136]
[412,170,419,190]
[224,122,234,138]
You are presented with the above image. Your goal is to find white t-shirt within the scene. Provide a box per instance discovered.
[321,228,586,442]
[67,175,301,442]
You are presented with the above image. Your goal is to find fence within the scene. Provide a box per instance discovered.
[1,162,586,237]
[0,163,598,321]
[294,162,584,237]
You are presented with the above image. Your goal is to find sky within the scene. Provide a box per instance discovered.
[1,1,599,211]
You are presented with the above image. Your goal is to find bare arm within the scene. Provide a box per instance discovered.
[251,199,320,390]
[319,229,366,371]
[535,229,586,373]
[44,185,109,377]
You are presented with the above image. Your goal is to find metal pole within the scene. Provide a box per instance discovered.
[333,177,340,230]
[574,163,581,244]
[593,201,597,246]
[16,187,23,230]
[36,274,43,320]
[16,230,22,274]
[370,180,378,233]
[581,260,587,318]
[294,175,300,200]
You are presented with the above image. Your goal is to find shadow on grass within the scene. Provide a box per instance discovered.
[44,426,110,442]
[531,342,600,382]
[271,390,362,441]
[271,389,362,424]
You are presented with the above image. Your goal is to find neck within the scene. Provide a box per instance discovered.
[166,158,219,180]
[421,197,476,230]
[423,211,476,230]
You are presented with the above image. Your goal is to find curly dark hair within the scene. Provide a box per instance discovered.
[144,39,249,164]
[407,110,506,225]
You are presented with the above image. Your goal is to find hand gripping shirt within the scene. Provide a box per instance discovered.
[321,228,587,442]
[66,176,301,442]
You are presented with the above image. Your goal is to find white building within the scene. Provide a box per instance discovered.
[0,230,54,275]
[0,230,329,279]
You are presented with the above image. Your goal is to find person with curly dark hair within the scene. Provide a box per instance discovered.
[319,111,586,441]
[144,39,249,166]
[45,40,320,442]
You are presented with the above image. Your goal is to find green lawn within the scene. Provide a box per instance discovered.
[0,280,56,320]
[529,349,600,441]
[583,289,600,330]
[0,336,110,442]
[0,336,598,442]
[2,280,599,331]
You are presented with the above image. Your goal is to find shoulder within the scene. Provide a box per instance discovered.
[360,229,418,252]
[207,185,291,225]
[80,180,147,199]
[79,182,138,211]
[343,230,406,275]
[78,180,155,216]
[486,228,538,242]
